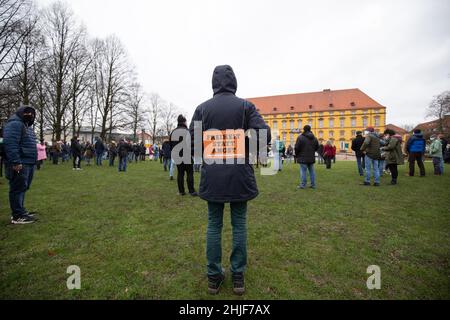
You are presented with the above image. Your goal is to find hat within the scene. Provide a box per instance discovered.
[356,131,363,135]
[365,127,375,133]
[177,114,186,124]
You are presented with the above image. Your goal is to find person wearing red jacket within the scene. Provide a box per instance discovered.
[323,140,336,169]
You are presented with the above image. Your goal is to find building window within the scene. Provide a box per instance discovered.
[340,118,345,128]
[340,111,345,116]
[329,118,334,128]
[290,120,295,129]
[363,117,368,128]
[273,107,277,111]
[290,106,294,111]
[374,116,380,127]
[319,112,324,116]
[308,119,313,127]
[340,130,345,137]
[308,112,313,117]
[297,113,302,117]
[352,130,356,136]
[298,120,302,128]
[282,132,286,141]
[273,121,278,129]
[290,133,294,143]
[282,121,287,129]
[351,118,356,127]
[319,119,324,128]
[329,131,334,138]
[329,111,334,116]
[351,110,356,115]
[319,131,324,139]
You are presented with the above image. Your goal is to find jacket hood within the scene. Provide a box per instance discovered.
[13,106,36,126]
[414,133,424,138]
[302,131,315,140]
[212,65,237,95]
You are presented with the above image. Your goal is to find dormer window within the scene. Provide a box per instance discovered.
[290,106,294,111]
[350,102,356,107]
[309,105,313,109]
[329,103,334,108]
[273,107,277,111]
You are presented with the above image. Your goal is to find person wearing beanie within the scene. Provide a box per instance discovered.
[360,126,382,186]
[294,125,319,189]
[351,131,365,176]
[170,114,197,197]
[381,129,405,185]
[406,129,426,177]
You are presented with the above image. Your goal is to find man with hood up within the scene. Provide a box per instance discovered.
[189,65,271,295]
[295,125,319,189]
[3,105,38,224]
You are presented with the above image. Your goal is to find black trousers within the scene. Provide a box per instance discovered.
[177,164,195,194]
[408,152,425,176]
[387,164,398,181]
[324,156,332,169]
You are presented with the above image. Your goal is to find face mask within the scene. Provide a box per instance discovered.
[364,131,369,135]
[23,114,34,125]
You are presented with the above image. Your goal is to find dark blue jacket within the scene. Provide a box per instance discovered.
[94,139,105,154]
[3,106,37,165]
[162,141,171,158]
[407,133,426,153]
[189,65,271,203]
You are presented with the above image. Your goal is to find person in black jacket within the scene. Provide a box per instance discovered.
[189,65,271,295]
[71,136,82,170]
[295,125,319,189]
[351,131,365,176]
[170,115,197,196]
[118,139,132,172]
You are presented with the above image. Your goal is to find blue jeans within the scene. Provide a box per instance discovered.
[379,160,385,176]
[300,163,316,188]
[163,157,170,171]
[365,156,380,184]
[118,157,127,172]
[274,153,283,171]
[169,159,175,177]
[356,156,365,175]
[207,202,247,276]
[440,158,444,175]
[96,153,103,166]
[6,164,35,218]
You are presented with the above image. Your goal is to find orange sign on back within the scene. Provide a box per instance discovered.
[203,129,245,160]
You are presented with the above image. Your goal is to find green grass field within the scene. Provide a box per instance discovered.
[0,159,449,300]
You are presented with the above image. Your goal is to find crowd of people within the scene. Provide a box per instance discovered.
[1,65,449,296]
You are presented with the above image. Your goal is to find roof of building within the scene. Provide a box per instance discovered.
[246,88,386,115]
[386,124,409,135]
[414,115,450,133]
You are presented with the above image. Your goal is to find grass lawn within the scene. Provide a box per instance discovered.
[0,159,449,300]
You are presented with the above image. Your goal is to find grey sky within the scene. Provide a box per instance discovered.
[36,0,450,127]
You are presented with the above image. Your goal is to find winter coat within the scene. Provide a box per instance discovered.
[71,139,82,157]
[37,143,47,161]
[429,139,443,159]
[189,65,271,203]
[351,135,365,157]
[84,145,94,158]
[360,133,381,160]
[382,137,405,165]
[323,144,336,158]
[162,141,171,158]
[118,142,131,158]
[294,131,319,164]
[94,140,105,154]
[407,133,426,153]
[3,106,37,165]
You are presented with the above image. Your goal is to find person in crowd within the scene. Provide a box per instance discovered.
[94,137,105,166]
[133,143,140,163]
[286,145,294,164]
[294,125,319,189]
[3,105,38,224]
[406,129,426,177]
[118,139,132,172]
[109,141,118,167]
[351,131,365,176]
[139,142,146,161]
[153,143,159,162]
[444,144,450,164]
[161,139,172,172]
[170,115,197,197]
[189,65,271,295]
[332,144,337,164]
[381,129,404,185]
[360,126,381,186]
[36,140,47,170]
[71,136,82,171]
[317,143,325,165]
[61,141,70,163]
[378,133,387,177]
[438,134,447,174]
[323,140,335,169]
[50,140,61,165]
[273,136,285,172]
[148,144,154,161]
[429,134,443,175]
[84,141,94,166]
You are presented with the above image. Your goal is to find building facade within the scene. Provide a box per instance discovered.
[247,88,387,152]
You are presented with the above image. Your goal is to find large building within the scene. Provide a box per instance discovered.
[247,88,387,152]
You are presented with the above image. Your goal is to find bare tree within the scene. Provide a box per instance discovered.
[126,81,146,142]
[427,91,450,133]
[161,101,178,137]
[43,1,83,141]
[148,92,163,144]
[0,0,33,82]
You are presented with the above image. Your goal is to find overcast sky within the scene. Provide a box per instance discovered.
[36,0,450,126]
